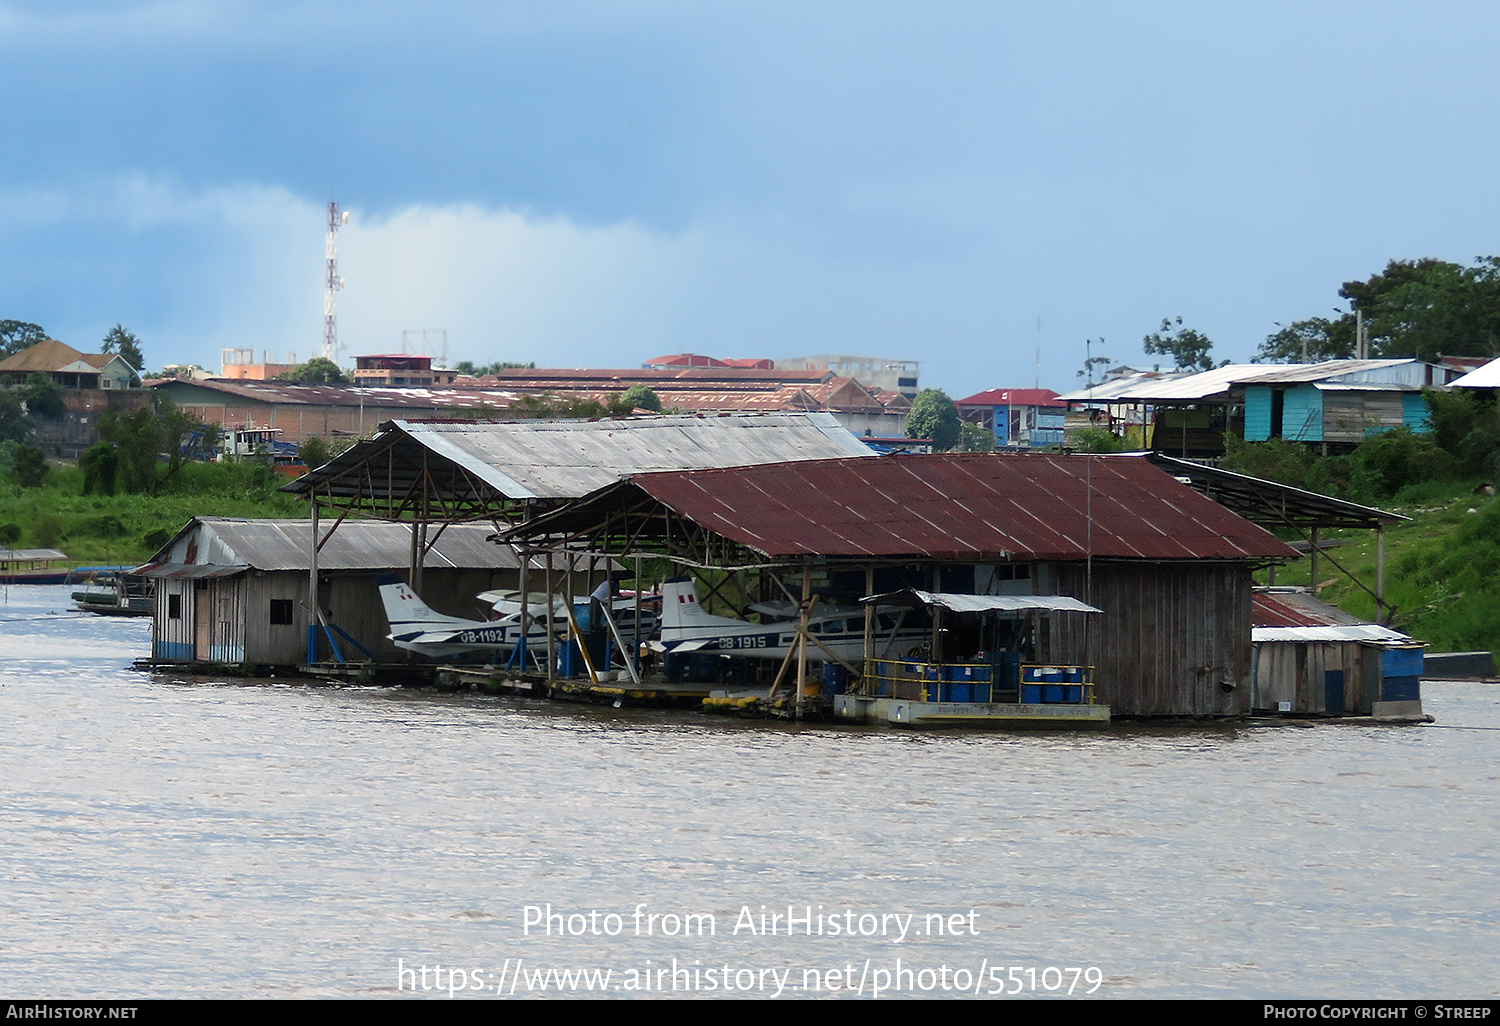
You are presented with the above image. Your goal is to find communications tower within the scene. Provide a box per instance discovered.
[322,200,349,363]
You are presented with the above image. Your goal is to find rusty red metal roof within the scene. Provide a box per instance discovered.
[1252,588,1369,628]
[955,388,1066,408]
[618,453,1299,561]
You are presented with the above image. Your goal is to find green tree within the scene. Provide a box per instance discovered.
[79,442,121,496]
[101,324,145,380]
[22,372,66,420]
[98,395,206,494]
[0,391,33,443]
[277,357,349,384]
[11,445,49,488]
[1261,257,1500,364]
[452,360,535,375]
[619,384,662,412]
[1256,316,1357,363]
[906,389,962,451]
[958,421,995,452]
[0,320,48,359]
[299,436,329,470]
[1142,316,1215,371]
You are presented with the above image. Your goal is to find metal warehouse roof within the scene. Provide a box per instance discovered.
[139,518,528,573]
[284,414,873,514]
[512,452,1300,562]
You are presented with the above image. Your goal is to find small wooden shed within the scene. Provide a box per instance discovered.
[136,518,535,668]
[1251,588,1425,719]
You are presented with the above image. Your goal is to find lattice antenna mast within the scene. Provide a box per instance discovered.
[322,200,349,363]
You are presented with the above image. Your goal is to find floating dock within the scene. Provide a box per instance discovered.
[835,693,1111,728]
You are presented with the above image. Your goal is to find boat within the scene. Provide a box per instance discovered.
[0,548,74,584]
[70,567,155,616]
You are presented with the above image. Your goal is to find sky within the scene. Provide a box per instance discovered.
[2,1,1499,398]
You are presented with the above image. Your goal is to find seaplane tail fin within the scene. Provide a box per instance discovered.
[661,575,713,630]
[378,573,466,630]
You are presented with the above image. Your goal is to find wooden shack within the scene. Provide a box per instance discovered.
[136,518,536,669]
[1251,587,1425,719]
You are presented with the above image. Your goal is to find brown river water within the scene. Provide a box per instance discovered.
[2,585,1496,999]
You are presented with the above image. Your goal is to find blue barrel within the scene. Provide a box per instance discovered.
[821,662,848,697]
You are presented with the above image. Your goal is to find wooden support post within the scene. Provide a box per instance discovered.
[796,566,811,717]
[930,564,941,658]
[566,555,575,678]
[307,501,319,665]
[863,566,875,695]
[1376,525,1385,608]
[516,547,530,671]
[544,555,555,682]
[1310,527,1319,597]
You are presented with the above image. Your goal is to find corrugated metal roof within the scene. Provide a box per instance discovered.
[0,548,69,561]
[1451,357,1500,389]
[1234,359,1426,386]
[955,388,1066,408]
[1059,360,1436,403]
[520,453,1300,562]
[1251,589,1415,643]
[1055,371,1191,402]
[147,518,525,572]
[286,413,874,503]
[152,377,525,409]
[134,562,251,580]
[1253,588,1378,628]
[1253,624,1413,644]
[1144,453,1407,529]
[865,590,1102,613]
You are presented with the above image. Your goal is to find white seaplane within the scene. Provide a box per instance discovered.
[377,574,658,661]
[655,576,928,662]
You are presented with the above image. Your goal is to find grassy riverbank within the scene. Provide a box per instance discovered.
[0,460,305,566]
[1257,478,1500,655]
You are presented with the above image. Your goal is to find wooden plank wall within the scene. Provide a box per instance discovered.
[1039,561,1253,717]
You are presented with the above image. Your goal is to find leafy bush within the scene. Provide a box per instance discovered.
[83,515,127,538]
[1348,428,1457,500]
[31,513,63,547]
[299,436,329,471]
[1071,428,1129,453]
